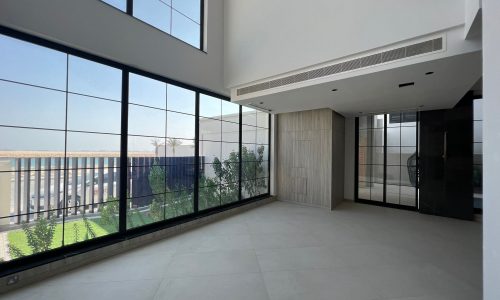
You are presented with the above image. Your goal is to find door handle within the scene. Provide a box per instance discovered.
[442,131,447,160]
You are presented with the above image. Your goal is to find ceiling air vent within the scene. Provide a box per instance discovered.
[236,37,443,97]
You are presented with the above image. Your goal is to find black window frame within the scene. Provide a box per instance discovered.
[0,25,270,277]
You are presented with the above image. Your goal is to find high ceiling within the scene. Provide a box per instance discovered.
[236,51,482,117]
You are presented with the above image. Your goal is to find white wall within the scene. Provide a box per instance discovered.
[0,0,227,95]
[224,0,466,88]
[482,1,500,299]
[465,0,482,38]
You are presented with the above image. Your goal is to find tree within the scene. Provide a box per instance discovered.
[8,213,57,259]
[150,138,164,156]
[167,138,182,157]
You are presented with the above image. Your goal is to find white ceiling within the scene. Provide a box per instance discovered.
[236,51,482,117]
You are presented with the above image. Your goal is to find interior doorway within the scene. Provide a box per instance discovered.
[355,112,419,210]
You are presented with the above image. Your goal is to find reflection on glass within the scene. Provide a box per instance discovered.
[222,121,239,143]
[199,140,221,164]
[66,132,120,154]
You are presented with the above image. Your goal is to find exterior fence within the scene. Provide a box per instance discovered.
[1,156,202,225]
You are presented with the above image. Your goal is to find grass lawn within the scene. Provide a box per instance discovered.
[7,212,154,257]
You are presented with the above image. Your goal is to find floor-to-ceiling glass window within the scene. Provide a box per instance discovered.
[358,115,385,202]
[0,30,271,268]
[357,112,418,208]
[242,108,269,199]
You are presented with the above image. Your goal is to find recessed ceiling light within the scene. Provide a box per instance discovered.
[399,82,415,88]
[259,102,264,104]
[331,89,338,92]
[425,72,434,75]
[419,105,425,108]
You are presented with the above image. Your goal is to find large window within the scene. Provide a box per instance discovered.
[0,31,270,268]
[357,113,418,208]
[102,0,202,49]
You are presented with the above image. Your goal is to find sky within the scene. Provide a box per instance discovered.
[0,34,268,153]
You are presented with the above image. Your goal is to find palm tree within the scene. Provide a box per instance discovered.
[150,138,164,156]
[167,138,182,157]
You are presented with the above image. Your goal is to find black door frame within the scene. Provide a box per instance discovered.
[354,113,419,211]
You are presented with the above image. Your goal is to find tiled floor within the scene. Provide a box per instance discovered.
[2,201,482,300]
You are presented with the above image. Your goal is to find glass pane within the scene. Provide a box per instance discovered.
[167,84,195,114]
[371,165,384,184]
[0,81,66,130]
[199,117,221,141]
[387,127,400,146]
[172,0,200,23]
[386,184,400,204]
[134,0,171,33]
[200,94,221,119]
[473,121,483,143]
[242,108,257,126]
[167,112,195,139]
[221,183,239,204]
[372,115,385,129]
[66,132,120,154]
[372,129,384,146]
[165,164,195,191]
[387,113,401,127]
[199,140,221,164]
[128,105,166,137]
[257,128,269,144]
[371,147,384,165]
[68,56,121,101]
[242,144,256,161]
[128,195,162,229]
[102,0,127,11]
[172,10,200,48]
[129,73,166,109]
[473,99,483,121]
[474,143,483,165]
[358,116,369,129]
[221,101,239,122]
[222,121,239,143]
[242,161,256,180]
[370,183,383,201]
[257,161,269,179]
[0,35,67,90]
[165,189,194,219]
[401,127,417,146]
[387,147,400,166]
[199,185,220,210]
[128,165,166,198]
[386,166,400,186]
[257,111,269,128]
[400,186,416,206]
[67,94,121,134]
[358,181,370,199]
[0,127,65,152]
[220,162,240,184]
[128,136,165,165]
[1,211,64,262]
[401,147,417,166]
[242,125,257,144]
[358,129,371,147]
[401,166,415,187]
[258,145,269,161]
[221,142,239,162]
[199,163,220,187]
[166,138,195,158]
